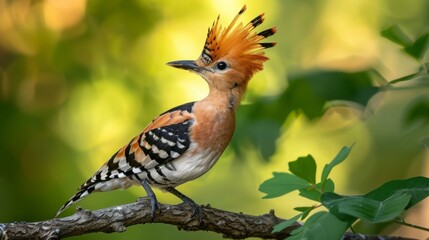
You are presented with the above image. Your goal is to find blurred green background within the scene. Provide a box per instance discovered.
[1,0,428,239]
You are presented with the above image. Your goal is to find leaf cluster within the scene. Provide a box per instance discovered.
[259,145,429,240]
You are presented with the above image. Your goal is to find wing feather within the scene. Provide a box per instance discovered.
[79,102,195,190]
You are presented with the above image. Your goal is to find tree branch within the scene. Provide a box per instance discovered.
[0,198,416,240]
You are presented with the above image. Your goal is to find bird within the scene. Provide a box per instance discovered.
[56,5,276,220]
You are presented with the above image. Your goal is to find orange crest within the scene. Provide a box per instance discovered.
[198,5,276,71]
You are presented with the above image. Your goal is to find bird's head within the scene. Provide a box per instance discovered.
[168,5,276,95]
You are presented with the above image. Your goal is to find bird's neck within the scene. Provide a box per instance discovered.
[192,87,240,151]
[202,85,246,112]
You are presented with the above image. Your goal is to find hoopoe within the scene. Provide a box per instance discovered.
[56,5,276,220]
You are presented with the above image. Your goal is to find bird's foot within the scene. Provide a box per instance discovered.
[148,195,161,221]
[165,187,203,224]
[180,198,203,224]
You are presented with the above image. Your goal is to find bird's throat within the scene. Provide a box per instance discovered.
[204,88,243,112]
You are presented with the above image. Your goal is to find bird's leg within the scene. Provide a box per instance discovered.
[165,187,202,223]
[140,179,160,221]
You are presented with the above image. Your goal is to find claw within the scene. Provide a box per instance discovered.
[166,187,203,224]
[184,200,202,223]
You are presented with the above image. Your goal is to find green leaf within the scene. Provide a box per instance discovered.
[322,177,429,223]
[380,25,413,47]
[364,176,429,209]
[404,33,429,60]
[294,206,316,220]
[389,71,423,85]
[323,178,335,193]
[259,172,311,199]
[272,213,302,233]
[321,192,347,209]
[301,207,314,220]
[289,211,325,237]
[321,192,357,222]
[289,155,317,184]
[321,145,354,186]
[322,191,415,223]
[299,178,336,202]
[299,188,321,202]
[294,206,312,212]
[336,192,412,223]
[287,211,350,240]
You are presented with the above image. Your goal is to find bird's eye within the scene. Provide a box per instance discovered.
[216,61,228,71]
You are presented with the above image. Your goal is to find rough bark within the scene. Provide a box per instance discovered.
[0,198,416,240]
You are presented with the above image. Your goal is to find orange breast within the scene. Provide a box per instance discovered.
[191,100,236,152]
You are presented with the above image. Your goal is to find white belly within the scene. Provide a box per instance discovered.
[141,143,222,188]
[93,143,223,192]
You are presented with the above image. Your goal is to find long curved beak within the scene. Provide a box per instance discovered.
[167,60,202,72]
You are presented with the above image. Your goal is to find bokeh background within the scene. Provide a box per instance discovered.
[1,0,428,239]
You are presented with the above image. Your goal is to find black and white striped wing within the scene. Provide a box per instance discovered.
[84,102,196,186]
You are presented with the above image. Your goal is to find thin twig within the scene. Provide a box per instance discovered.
[393,218,429,232]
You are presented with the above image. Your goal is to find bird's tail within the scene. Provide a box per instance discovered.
[56,184,96,217]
